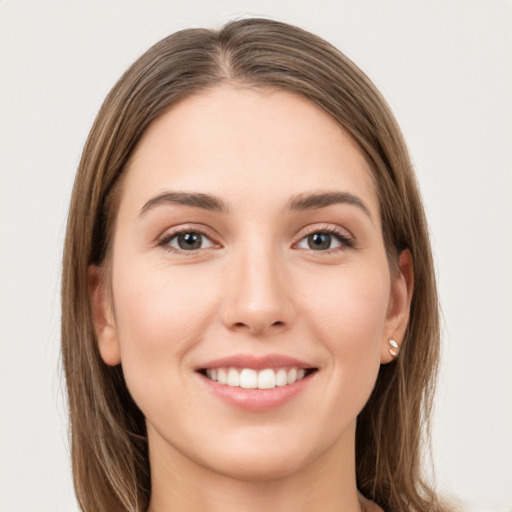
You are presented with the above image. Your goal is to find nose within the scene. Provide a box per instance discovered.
[220,245,295,336]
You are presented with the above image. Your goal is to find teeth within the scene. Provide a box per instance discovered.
[240,369,258,389]
[205,367,310,389]
[227,368,240,387]
[217,368,227,384]
[258,369,275,389]
[275,369,288,387]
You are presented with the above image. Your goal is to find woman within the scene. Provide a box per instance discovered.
[61,18,445,512]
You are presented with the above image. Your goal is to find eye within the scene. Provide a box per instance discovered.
[160,230,216,252]
[296,228,354,251]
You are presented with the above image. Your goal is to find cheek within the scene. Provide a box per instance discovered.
[300,263,390,367]
[114,262,218,341]
[110,261,222,396]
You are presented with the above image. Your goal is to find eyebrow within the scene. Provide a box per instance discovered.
[138,190,372,220]
[288,191,373,220]
[139,191,230,216]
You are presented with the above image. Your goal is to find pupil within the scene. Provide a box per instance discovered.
[308,233,331,250]
[178,232,201,250]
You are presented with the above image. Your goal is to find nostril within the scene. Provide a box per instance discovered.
[232,321,285,327]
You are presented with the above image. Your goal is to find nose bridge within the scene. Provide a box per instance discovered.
[221,235,294,334]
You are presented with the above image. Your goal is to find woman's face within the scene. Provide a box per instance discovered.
[91,86,411,481]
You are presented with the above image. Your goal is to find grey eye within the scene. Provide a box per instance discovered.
[167,232,214,251]
[297,232,344,251]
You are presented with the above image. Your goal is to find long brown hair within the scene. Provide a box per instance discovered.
[62,18,443,512]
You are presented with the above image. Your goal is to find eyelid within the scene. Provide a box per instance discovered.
[157,224,222,253]
[293,224,356,251]
[155,222,355,255]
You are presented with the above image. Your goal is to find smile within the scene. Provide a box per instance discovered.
[196,354,318,410]
[204,367,312,389]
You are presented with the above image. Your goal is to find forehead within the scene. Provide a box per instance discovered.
[119,86,379,219]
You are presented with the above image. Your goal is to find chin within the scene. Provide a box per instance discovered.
[203,449,308,482]
[188,425,328,483]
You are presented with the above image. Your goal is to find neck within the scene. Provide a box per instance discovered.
[146,421,365,512]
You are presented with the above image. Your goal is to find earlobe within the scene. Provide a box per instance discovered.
[88,265,121,366]
[381,249,414,364]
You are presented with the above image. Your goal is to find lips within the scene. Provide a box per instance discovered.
[196,354,318,410]
[197,353,315,370]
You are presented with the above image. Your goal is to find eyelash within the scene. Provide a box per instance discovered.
[157,225,356,255]
[158,225,219,255]
[297,225,356,253]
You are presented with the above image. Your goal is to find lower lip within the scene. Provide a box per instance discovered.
[198,372,316,411]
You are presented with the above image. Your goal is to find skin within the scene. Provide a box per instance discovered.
[90,86,413,512]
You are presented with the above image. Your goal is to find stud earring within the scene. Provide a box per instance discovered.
[389,339,399,358]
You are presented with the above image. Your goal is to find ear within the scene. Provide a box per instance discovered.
[88,265,121,366]
[381,249,414,364]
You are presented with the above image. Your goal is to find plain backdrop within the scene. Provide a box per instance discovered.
[1,1,511,511]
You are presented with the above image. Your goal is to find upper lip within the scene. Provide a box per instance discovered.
[197,353,317,370]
